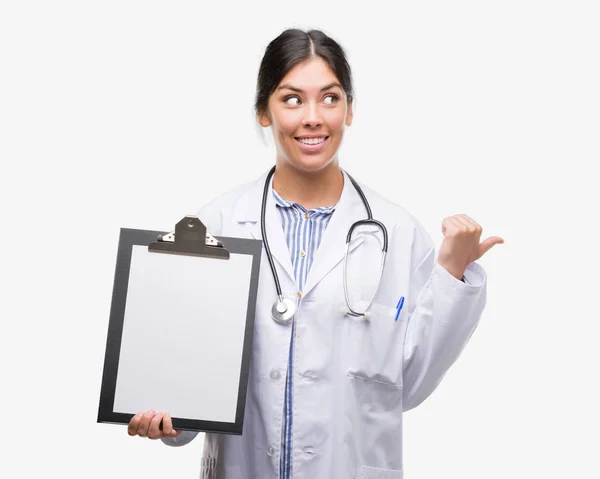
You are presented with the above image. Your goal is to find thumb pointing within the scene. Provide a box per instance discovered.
[479,236,504,257]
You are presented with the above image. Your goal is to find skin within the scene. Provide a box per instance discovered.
[437,214,504,279]
[127,54,504,440]
[258,56,353,210]
[127,409,179,440]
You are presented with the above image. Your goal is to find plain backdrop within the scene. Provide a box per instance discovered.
[1,1,599,478]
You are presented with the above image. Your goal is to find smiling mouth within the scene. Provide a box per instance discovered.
[294,136,329,145]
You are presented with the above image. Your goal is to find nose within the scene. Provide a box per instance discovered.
[302,103,322,128]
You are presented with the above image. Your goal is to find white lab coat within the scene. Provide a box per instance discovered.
[162,169,487,479]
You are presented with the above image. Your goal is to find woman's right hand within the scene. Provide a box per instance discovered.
[127,409,181,439]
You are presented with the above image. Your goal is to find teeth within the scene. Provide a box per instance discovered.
[298,137,326,145]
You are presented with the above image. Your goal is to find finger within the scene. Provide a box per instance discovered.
[456,213,477,224]
[162,412,179,437]
[147,412,164,440]
[442,216,462,236]
[127,412,143,436]
[137,409,156,438]
[441,217,464,236]
[453,215,481,234]
[478,236,504,256]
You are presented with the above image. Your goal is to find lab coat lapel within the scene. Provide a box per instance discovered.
[302,171,374,297]
[247,175,296,286]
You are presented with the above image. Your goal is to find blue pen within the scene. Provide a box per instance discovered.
[395,296,405,321]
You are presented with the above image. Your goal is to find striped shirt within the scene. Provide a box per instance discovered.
[272,189,336,479]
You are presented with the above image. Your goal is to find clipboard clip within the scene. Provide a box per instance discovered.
[148,216,230,259]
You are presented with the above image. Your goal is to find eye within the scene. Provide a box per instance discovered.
[323,94,339,105]
[284,96,301,106]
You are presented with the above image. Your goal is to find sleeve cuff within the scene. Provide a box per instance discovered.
[434,261,486,295]
[161,430,199,447]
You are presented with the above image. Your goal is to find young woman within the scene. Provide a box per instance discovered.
[128,28,503,479]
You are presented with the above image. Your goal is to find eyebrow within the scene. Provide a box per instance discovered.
[276,82,342,93]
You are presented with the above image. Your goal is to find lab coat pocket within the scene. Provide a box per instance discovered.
[345,300,405,388]
[355,465,403,479]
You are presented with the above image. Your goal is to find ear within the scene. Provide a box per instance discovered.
[345,100,354,127]
[258,111,272,128]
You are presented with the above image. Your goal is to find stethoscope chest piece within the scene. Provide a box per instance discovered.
[271,297,296,324]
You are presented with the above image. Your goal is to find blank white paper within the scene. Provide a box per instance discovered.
[113,245,253,423]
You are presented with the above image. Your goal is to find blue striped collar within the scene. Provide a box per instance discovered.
[272,189,337,215]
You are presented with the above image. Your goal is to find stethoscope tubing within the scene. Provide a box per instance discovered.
[262,165,388,322]
[261,166,286,303]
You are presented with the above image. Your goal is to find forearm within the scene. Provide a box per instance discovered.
[402,261,486,411]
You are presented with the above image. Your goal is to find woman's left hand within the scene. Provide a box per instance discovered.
[437,214,504,280]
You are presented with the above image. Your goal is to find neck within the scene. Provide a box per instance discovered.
[272,161,344,210]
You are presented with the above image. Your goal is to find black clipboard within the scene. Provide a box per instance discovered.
[97,216,262,434]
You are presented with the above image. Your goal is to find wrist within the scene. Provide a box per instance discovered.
[437,261,465,281]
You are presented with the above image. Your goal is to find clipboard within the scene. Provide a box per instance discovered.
[97,216,262,435]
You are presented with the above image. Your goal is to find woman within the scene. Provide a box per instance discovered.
[128,28,503,479]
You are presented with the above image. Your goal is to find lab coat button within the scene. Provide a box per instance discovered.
[267,445,276,456]
[303,446,316,455]
[303,370,317,381]
[270,369,281,380]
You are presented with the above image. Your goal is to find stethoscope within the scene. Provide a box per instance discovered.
[261,165,388,324]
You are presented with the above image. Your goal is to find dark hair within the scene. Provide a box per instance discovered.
[254,29,354,117]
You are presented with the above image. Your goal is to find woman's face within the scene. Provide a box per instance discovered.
[259,56,353,173]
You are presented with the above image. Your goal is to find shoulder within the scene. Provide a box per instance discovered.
[195,171,266,234]
[351,176,435,257]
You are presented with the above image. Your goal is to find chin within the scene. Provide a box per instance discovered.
[289,156,336,174]
[284,145,339,172]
